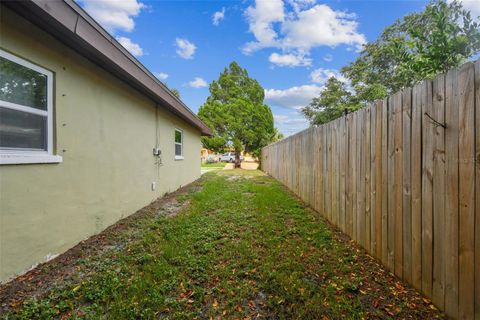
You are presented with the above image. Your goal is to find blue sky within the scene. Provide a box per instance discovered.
[79,0,479,136]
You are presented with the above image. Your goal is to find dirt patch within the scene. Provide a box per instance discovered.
[157,199,190,217]
[0,180,203,315]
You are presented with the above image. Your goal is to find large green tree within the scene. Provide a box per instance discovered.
[198,62,275,167]
[303,0,480,125]
[343,0,480,104]
[301,77,361,125]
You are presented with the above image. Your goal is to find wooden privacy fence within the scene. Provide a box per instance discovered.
[261,60,479,319]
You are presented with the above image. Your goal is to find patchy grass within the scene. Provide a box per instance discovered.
[2,170,444,319]
[201,162,226,168]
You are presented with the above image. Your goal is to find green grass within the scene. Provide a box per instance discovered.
[201,162,227,168]
[3,170,442,320]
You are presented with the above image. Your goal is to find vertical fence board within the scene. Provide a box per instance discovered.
[360,109,367,248]
[474,59,480,320]
[411,82,423,291]
[445,67,459,318]
[345,114,352,237]
[422,80,434,297]
[360,110,366,247]
[371,104,377,256]
[432,74,446,310]
[340,117,347,232]
[353,114,358,241]
[381,98,389,266]
[387,96,395,271]
[365,108,372,253]
[458,62,475,320]
[402,88,413,284]
[394,91,404,277]
[375,101,383,259]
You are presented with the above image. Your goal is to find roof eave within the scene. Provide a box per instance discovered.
[2,0,212,136]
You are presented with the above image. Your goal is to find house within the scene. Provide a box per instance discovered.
[0,0,211,283]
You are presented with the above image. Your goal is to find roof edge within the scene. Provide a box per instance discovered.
[2,0,212,136]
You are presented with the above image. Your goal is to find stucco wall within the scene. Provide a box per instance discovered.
[0,7,202,282]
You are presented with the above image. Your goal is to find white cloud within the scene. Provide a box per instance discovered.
[456,0,480,18]
[265,84,322,109]
[243,0,285,54]
[155,72,169,81]
[309,68,348,85]
[269,52,312,67]
[81,0,145,33]
[281,5,365,50]
[274,114,308,125]
[175,38,197,59]
[323,54,333,62]
[116,37,143,56]
[273,113,309,136]
[189,77,208,88]
[243,1,365,63]
[213,7,226,26]
[287,0,316,13]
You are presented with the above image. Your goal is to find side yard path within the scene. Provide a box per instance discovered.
[1,170,444,319]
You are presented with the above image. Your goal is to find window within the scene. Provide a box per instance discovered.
[0,49,61,164]
[174,128,183,160]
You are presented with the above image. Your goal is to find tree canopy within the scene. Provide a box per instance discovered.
[198,62,276,166]
[303,0,480,125]
[301,77,361,125]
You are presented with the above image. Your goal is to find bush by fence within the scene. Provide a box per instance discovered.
[261,60,479,319]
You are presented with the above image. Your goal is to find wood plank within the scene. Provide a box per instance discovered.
[381,98,389,266]
[375,100,383,259]
[444,67,459,318]
[346,115,353,237]
[432,73,446,310]
[458,62,475,320]
[317,127,323,216]
[359,109,366,247]
[394,91,403,278]
[411,82,423,291]
[326,124,331,221]
[402,87,413,284]
[474,59,480,320]
[370,103,377,256]
[323,124,328,220]
[387,95,395,271]
[352,113,358,241]
[365,107,372,253]
[332,121,338,225]
[422,79,434,297]
[340,117,346,232]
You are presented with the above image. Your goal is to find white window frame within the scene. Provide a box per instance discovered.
[0,49,62,165]
[174,128,184,160]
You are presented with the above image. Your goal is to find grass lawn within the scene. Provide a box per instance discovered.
[201,162,227,168]
[2,170,443,319]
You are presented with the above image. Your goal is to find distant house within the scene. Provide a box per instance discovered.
[0,0,211,282]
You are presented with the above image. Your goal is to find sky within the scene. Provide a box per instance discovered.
[79,0,480,137]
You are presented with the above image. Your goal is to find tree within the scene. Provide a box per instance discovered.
[271,129,284,142]
[342,0,480,104]
[198,62,275,167]
[169,88,180,99]
[303,0,479,125]
[301,77,361,125]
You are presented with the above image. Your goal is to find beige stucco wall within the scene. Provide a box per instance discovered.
[0,7,202,282]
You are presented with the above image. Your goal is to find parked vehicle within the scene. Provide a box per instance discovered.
[220,152,244,162]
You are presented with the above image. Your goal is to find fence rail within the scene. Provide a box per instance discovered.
[261,60,479,319]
